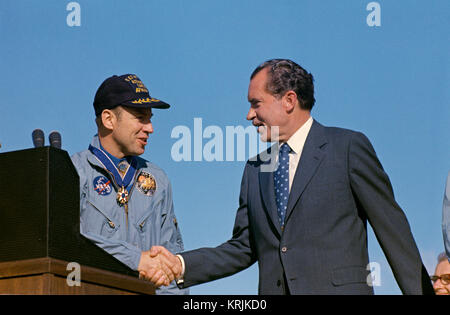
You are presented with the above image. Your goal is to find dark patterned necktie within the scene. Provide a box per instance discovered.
[274,143,290,228]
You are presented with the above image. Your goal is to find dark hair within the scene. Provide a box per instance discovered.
[95,106,122,128]
[251,59,315,110]
[438,252,448,263]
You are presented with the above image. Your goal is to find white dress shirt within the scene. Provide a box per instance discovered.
[275,116,314,192]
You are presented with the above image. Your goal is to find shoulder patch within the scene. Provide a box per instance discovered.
[93,175,112,196]
[136,171,157,196]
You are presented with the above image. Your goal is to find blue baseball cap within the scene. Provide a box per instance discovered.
[93,74,170,116]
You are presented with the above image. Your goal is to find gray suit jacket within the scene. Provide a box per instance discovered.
[442,172,450,258]
[180,120,433,294]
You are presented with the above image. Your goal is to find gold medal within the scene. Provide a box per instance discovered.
[117,186,129,205]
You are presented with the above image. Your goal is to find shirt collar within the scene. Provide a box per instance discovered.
[98,140,128,166]
[285,116,314,155]
[89,134,132,167]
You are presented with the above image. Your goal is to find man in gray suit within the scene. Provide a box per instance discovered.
[442,172,450,259]
[144,59,433,294]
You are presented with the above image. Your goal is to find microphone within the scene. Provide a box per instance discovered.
[49,131,62,149]
[32,129,45,148]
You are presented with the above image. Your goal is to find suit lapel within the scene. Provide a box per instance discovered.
[258,146,283,236]
[285,121,328,223]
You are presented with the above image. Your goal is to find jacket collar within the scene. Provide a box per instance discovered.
[86,135,146,171]
[284,120,328,223]
[86,135,106,169]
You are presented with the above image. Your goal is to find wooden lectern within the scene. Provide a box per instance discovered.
[0,147,155,294]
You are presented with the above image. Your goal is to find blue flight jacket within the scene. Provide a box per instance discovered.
[71,135,188,294]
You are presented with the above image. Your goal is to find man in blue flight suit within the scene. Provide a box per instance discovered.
[71,74,188,294]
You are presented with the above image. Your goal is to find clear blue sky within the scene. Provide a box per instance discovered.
[0,0,449,294]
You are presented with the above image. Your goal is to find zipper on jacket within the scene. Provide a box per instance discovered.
[86,200,116,230]
[139,219,147,232]
[124,175,139,233]
[102,168,132,233]
[124,203,129,231]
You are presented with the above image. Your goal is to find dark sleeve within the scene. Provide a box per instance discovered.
[348,132,434,295]
[179,163,257,288]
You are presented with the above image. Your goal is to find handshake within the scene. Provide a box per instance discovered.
[137,246,183,287]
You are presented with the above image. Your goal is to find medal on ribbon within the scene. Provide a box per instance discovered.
[89,145,137,206]
[117,186,129,205]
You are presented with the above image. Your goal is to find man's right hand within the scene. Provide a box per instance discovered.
[138,250,173,287]
[150,246,183,280]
